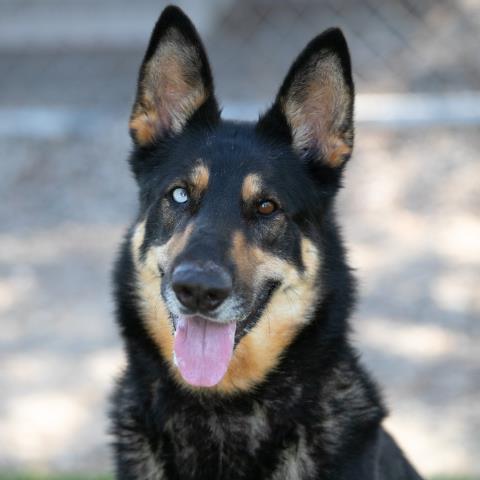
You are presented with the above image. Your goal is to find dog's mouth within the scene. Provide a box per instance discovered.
[167,280,281,388]
[173,315,236,388]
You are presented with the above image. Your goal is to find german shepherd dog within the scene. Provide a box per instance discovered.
[111,6,423,479]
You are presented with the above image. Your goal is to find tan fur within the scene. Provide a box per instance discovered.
[241,173,263,203]
[189,161,210,199]
[282,52,352,168]
[129,29,208,146]
[131,221,193,373]
[230,230,258,284]
[218,231,321,393]
[132,222,320,395]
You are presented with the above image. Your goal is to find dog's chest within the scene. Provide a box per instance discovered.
[163,403,268,477]
[161,402,317,479]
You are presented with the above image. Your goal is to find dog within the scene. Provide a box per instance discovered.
[110,6,424,479]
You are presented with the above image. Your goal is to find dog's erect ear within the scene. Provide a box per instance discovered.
[129,6,219,146]
[257,28,354,169]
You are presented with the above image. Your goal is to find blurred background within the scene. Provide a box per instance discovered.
[0,0,479,478]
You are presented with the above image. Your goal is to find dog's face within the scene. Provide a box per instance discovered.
[127,7,353,393]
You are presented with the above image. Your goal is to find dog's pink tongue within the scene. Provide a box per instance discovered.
[174,316,236,387]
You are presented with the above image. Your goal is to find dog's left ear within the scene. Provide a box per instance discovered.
[257,28,354,169]
[129,6,219,147]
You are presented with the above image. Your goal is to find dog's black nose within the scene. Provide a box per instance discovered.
[172,262,232,313]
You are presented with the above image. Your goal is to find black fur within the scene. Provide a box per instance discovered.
[110,6,424,479]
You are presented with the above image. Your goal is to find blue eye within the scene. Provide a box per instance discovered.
[171,187,189,204]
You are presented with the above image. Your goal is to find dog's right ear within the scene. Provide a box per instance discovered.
[257,28,354,171]
[129,6,219,147]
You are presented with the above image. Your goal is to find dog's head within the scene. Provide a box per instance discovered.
[127,6,354,393]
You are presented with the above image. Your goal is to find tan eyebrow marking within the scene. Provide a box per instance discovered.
[241,173,263,202]
[189,161,210,198]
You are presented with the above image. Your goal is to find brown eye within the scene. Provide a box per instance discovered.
[257,200,277,215]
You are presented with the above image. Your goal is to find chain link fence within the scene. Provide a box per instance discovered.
[1,0,479,117]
